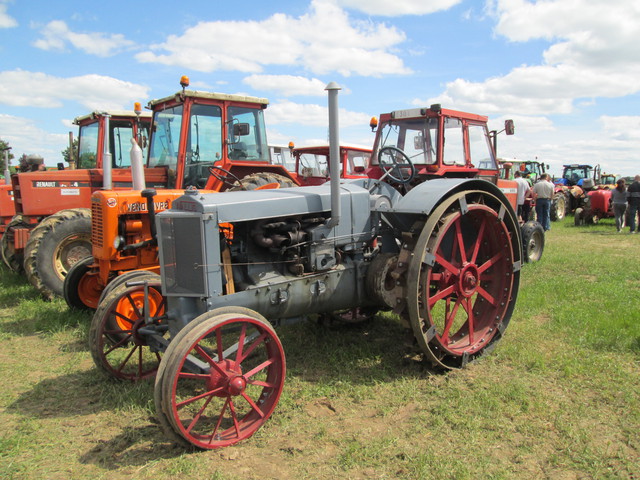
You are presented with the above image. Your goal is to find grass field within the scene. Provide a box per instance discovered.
[0,217,639,480]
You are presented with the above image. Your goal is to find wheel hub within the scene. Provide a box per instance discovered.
[458,264,479,297]
[207,360,244,396]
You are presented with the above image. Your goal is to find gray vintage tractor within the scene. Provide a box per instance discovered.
[89,84,522,450]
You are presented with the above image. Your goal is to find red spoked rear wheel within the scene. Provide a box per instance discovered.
[156,310,285,450]
[407,190,521,369]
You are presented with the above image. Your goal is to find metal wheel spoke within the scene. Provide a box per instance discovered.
[186,394,214,434]
[115,344,139,372]
[193,344,220,370]
[176,387,223,409]
[208,398,231,444]
[243,358,275,380]
[152,297,166,317]
[240,392,266,418]
[476,285,497,306]
[428,283,456,307]
[470,220,487,263]
[477,251,505,274]
[103,332,134,355]
[216,328,224,361]
[441,297,463,344]
[228,399,242,437]
[454,220,467,264]
[235,324,247,363]
[124,293,143,319]
[460,298,475,344]
[236,332,268,364]
[435,253,460,276]
[113,310,135,326]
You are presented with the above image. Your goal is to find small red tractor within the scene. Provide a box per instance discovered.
[573,177,614,225]
[291,144,371,186]
[1,109,151,282]
[87,85,535,449]
[550,163,601,221]
[63,78,298,310]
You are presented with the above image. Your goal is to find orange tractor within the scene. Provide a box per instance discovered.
[1,109,152,282]
[63,78,297,310]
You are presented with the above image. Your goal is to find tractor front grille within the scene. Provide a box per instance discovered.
[91,200,104,249]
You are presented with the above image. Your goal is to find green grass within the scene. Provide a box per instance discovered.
[0,216,638,479]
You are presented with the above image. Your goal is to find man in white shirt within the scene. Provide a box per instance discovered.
[514,170,531,222]
[532,173,555,231]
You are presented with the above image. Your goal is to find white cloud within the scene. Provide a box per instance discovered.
[244,75,329,97]
[33,20,135,57]
[136,0,410,77]
[0,3,16,28]
[266,100,371,128]
[0,114,69,161]
[0,70,149,111]
[336,0,462,16]
[428,1,640,116]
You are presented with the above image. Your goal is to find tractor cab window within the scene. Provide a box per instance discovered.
[226,106,269,162]
[110,120,142,168]
[148,105,183,177]
[182,104,223,189]
[376,117,438,165]
[346,150,370,174]
[77,121,99,169]
[442,117,465,166]
[468,123,496,170]
[297,153,328,178]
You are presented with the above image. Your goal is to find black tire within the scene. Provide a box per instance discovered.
[24,208,92,299]
[63,256,97,310]
[521,221,544,263]
[229,172,297,191]
[574,207,585,226]
[550,193,566,221]
[1,214,32,273]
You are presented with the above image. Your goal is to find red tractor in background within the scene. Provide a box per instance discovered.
[292,144,371,186]
[573,177,614,225]
[1,109,152,277]
[63,79,298,310]
[367,105,544,263]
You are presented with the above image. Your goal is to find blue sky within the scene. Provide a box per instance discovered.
[1,0,639,176]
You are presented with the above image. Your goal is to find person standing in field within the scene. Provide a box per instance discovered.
[532,173,554,231]
[611,178,627,233]
[514,170,531,222]
[627,175,640,234]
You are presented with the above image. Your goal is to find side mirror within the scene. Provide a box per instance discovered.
[504,119,515,135]
[233,123,250,136]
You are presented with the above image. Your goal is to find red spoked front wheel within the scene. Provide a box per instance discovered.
[89,280,166,381]
[406,190,521,369]
[155,310,286,450]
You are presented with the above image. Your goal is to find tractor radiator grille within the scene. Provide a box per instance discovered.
[91,200,104,248]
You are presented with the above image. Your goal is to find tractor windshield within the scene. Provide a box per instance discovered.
[562,166,590,185]
[77,119,143,169]
[375,117,438,165]
[182,104,223,189]
[148,105,183,173]
[226,106,269,162]
[297,153,328,178]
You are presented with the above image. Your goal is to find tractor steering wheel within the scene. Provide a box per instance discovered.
[378,146,416,184]
[208,165,245,190]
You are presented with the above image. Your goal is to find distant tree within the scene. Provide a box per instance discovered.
[0,139,15,175]
[61,138,79,165]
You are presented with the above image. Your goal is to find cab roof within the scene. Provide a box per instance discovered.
[147,90,269,109]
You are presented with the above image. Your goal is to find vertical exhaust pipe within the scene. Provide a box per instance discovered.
[130,137,146,190]
[325,81,341,229]
[102,113,113,190]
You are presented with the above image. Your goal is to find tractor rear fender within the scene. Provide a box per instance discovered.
[380,177,519,232]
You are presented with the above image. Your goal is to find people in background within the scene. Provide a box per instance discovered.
[514,170,531,222]
[532,173,554,231]
[611,178,627,233]
[628,175,640,234]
